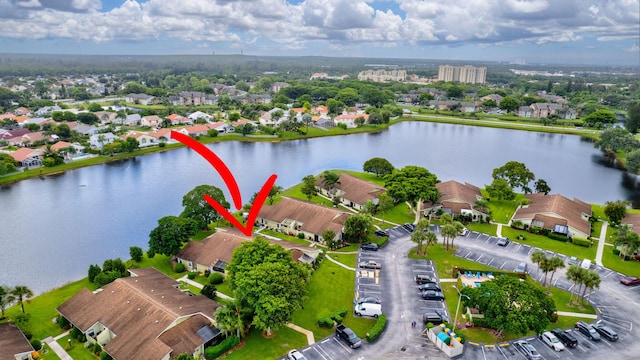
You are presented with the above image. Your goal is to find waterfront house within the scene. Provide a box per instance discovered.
[512,193,592,239]
[315,173,386,210]
[0,323,34,360]
[423,180,489,222]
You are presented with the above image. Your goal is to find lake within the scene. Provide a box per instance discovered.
[1,121,638,294]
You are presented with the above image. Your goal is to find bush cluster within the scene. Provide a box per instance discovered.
[204,335,240,359]
[317,317,334,328]
[571,237,591,247]
[209,272,224,285]
[318,308,348,328]
[174,262,186,273]
[187,271,197,280]
[365,314,386,342]
[547,233,568,242]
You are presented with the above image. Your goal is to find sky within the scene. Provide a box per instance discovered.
[0,0,638,66]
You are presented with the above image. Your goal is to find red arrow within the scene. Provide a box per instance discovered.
[170,130,277,236]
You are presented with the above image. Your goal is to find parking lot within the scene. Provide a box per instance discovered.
[294,335,359,360]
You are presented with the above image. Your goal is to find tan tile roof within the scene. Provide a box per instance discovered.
[150,128,172,139]
[50,141,72,151]
[258,197,350,235]
[0,323,34,360]
[177,230,252,268]
[318,173,386,206]
[436,180,482,211]
[513,193,592,236]
[57,268,220,360]
[10,147,41,162]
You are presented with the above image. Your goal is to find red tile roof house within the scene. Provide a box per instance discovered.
[257,197,351,244]
[315,173,386,211]
[512,193,592,239]
[10,148,42,168]
[176,229,321,274]
[423,180,489,222]
[57,268,221,360]
[0,323,35,360]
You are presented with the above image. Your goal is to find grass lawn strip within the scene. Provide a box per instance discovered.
[500,227,597,260]
[57,334,95,360]
[222,326,308,360]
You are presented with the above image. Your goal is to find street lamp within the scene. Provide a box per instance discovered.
[452,285,470,334]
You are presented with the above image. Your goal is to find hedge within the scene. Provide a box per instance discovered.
[209,272,224,285]
[365,314,386,342]
[174,262,185,273]
[547,233,568,242]
[572,237,592,247]
[318,317,334,328]
[205,335,240,359]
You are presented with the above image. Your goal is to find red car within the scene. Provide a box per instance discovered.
[620,276,640,286]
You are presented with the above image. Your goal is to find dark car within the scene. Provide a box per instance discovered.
[415,274,437,284]
[418,283,441,292]
[373,229,389,237]
[360,243,379,251]
[593,322,618,341]
[551,328,578,348]
[357,296,381,304]
[402,223,416,232]
[513,340,542,360]
[496,237,509,246]
[423,310,446,324]
[620,276,640,286]
[575,321,601,341]
[335,324,361,348]
[421,290,445,301]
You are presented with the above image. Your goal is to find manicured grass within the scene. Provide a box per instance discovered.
[466,223,498,236]
[39,343,62,360]
[602,249,640,277]
[334,243,359,252]
[591,220,603,239]
[329,253,357,268]
[483,192,525,224]
[129,253,183,278]
[191,228,216,241]
[57,334,95,360]
[258,228,322,248]
[215,280,234,299]
[500,227,597,260]
[383,202,415,225]
[547,286,594,314]
[5,278,97,341]
[223,326,309,360]
[279,182,334,207]
[605,225,616,244]
[290,259,375,341]
[409,245,494,279]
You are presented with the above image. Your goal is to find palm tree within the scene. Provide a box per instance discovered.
[614,224,640,259]
[11,286,33,314]
[449,220,465,249]
[546,256,565,289]
[531,250,547,280]
[411,219,430,255]
[584,270,601,304]
[214,301,246,339]
[322,171,340,191]
[566,265,582,305]
[0,286,15,319]
[441,224,458,251]
[424,231,438,256]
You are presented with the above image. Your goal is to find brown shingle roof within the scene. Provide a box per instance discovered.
[436,180,482,211]
[158,314,213,357]
[177,230,252,268]
[258,197,350,235]
[622,214,640,235]
[513,193,592,236]
[57,268,220,360]
[0,323,34,360]
[318,174,386,206]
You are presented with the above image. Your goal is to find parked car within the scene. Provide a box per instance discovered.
[402,223,416,232]
[496,237,509,246]
[515,262,528,273]
[421,290,445,301]
[539,331,565,351]
[422,310,446,324]
[513,340,542,360]
[359,260,381,269]
[415,274,437,284]
[620,276,640,286]
[580,259,592,270]
[287,349,307,360]
[357,296,381,304]
[335,324,362,348]
[575,321,601,341]
[354,302,382,318]
[593,322,618,341]
[551,328,578,348]
[461,228,469,236]
[373,229,389,237]
[417,283,441,292]
[360,243,379,251]
[568,256,579,265]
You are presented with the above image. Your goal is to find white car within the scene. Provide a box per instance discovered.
[539,331,565,351]
[287,349,307,360]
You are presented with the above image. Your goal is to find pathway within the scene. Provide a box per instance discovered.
[556,311,598,319]
[42,331,73,360]
[286,323,316,345]
[325,254,355,271]
[595,221,608,266]
[496,223,503,238]
[177,275,235,301]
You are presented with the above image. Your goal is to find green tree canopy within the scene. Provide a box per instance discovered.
[626,102,640,134]
[148,216,198,257]
[363,157,395,177]
[461,275,555,336]
[11,286,33,314]
[300,175,317,201]
[594,128,640,154]
[180,185,230,229]
[604,199,629,225]
[334,88,359,106]
[485,178,515,201]
[76,112,99,125]
[383,165,439,205]
[343,213,372,243]
[498,96,520,112]
[534,179,551,195]
[583,109,617,128]
[492,161,535,193]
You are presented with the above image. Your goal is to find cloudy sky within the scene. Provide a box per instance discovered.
[0,0,638,66]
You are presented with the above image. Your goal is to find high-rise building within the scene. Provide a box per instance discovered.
[357,69,407,82]
[437,65,487,84]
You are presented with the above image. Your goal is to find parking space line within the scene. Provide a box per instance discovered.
[500,261,507,269]
[332,337,352,353]
[308,345,330,360]
[487,258,495,266]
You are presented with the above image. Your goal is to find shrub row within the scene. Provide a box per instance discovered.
[205,335,240,359]
[547,232,568,242]
[209,272,224,285]
[318,308,348,328]
[572,237,592,247]
[365,314,386,343]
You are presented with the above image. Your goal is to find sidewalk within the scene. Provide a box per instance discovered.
[177,275,235,301]
[595,221,608,266]
[286,322,315,345]
[556,311,598,319]
[43,332,73,360]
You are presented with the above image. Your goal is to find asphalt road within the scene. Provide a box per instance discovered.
[287,227,640,360]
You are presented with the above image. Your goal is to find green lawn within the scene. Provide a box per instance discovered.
[57,335,95,360]
[290,260,375,341]
[483,192,525,224]
[383,202,415,225]
[467,223,498,236]
[39,343,62,360]
[409,245,494,279]
[329,253,357,268]
[500,227,597,260]
[223,326,308,360]
[129,253,182,279]
[602,249,640,277]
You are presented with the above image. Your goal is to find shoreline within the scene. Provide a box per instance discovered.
[0,116,605,186]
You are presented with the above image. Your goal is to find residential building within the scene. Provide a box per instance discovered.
[512,193,592,239]
[357,69,407,82]
[141,115,163,128]
[0,323,35,360]
[89,132,118,150]
[9,148,42,168]
[125,93,156,105]
[437,65,487,84]
[57,268,221,360]
[315,173,386,210]
[257,197,351,243]
[122,131,157,147]
[333,113,368,128]
[187,111,213,122]
[423,180,489,222]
